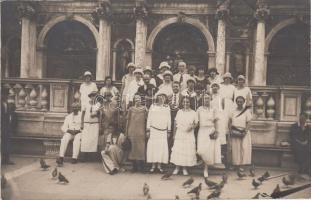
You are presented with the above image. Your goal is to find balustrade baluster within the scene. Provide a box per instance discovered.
[24,84,33,110]
[29,86,38,110]
[266,94,276,120]
[73,87,81,103]
[13,84,23,109]
[40,85,48,111]
[18,85,27,110]
[255,93,265,119]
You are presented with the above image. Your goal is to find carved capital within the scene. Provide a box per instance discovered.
[17,3,36,19]
[134,3,149,20]
[216,0,230,20]
[92,2,112,23]
[254,0,270,22]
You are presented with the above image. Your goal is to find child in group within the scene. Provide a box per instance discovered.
[197,94,221,177]
[170,96,198,176]
[146,93,171,173]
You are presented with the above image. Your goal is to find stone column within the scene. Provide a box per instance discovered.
[215,0,230,75]
[94,2,112,80]
[18,3,36,78]
[253,0,270,86]
[134,3,148,68]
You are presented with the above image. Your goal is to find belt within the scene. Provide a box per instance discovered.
[150,126,167,131]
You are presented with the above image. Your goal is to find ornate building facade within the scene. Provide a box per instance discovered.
[1,0,310,166]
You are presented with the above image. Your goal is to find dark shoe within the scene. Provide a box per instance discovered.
[56,157,64,166]
[71,158,78,164]
[109,168,118,175]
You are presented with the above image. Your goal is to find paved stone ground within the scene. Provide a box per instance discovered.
[2,156,311,200]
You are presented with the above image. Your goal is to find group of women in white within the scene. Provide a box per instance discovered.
[78,60,253,177]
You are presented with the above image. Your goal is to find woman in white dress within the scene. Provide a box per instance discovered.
[99,76,119,100]
[197,94,221,177]
[229,96,252,171]
[79,71,98,109]
[171,97,198,176]
[233,75,252,107]
[121,62,136,108]
[81,91,101,159]
[156,70,173,97]
[146,94,171,173]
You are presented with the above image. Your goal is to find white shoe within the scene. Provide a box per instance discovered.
[173,168,179,175]
[183,168,189,176]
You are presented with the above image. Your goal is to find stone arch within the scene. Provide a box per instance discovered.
[265,18,307,52]
[113,38,135,49]
[146,16,215,52]
[37,14,99,48]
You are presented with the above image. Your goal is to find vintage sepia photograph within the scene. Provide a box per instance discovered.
[1,0,310,199]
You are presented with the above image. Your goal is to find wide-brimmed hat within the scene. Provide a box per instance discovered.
[237,75,246,80]
[159,62,171,70]
[223,72,233,79]
[71,102,81,109]
[187,77,196,84]
[143,66,152,73]
[88,90,98,97]
[83,71,92,77]
[127,62,136,69]
[133,68,143,75]
[207,68,219,74]
[163,70,173,77]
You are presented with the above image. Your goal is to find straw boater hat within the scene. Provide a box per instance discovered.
[143,66,152,73]
[163,70,173,77]
[159,62,171,70]
[88,90,98,97]
[187,77,196,84]
[127,62,136,69]
[83,71,92,77]
[133,68,143,75]
[223,72,233,79]
[237,75,246,80]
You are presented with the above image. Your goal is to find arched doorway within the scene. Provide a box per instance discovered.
[267,23,310,86]
[152,23,209,73]
[45,21,97,79]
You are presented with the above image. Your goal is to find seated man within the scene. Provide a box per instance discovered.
[290,113,311,175]
[56,102,82,166]
[101,125,126,175]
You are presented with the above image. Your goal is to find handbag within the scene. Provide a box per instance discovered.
[231,126,246,138]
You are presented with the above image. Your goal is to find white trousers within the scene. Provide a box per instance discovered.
[59,132,81,159]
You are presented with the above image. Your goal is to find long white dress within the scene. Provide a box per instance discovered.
[170,109,198,166]
[196,106,221,165]
[156,82,173,97]
[229,108,252,165]
[81,102,100,152]
[146,104,171,163]
[126,79,144,106]
[121,74,135,108]
[79,82,98,108]
[211,93,227,145]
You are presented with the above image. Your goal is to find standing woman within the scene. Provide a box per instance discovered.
[195,67,210,97]
[233,75,252,107]
[121,62,136,108]
[79,71,98,109]
[207,68,223,86]
[146,94,171,173]
[228,96,252,171]
[156,70,174,97]
[155,62,171,87]
[126,95,148,172]
[171,97,198,176]
[81,91,101,160]
[197,94,221,177]
[100,76,119,101]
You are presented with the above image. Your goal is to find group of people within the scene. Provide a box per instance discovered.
[57,60,255,177]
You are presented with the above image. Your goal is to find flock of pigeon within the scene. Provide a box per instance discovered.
[19,158,310,199]
[40,158,69,184]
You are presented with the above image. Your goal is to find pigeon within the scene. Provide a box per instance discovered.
[143,183,149,196]
[252,179,261,189]
[207,189,221,199]
[204,178,218,188]
[282,176,295,187]
[52,167,58,179]
[263,171,270,178]
[182,177,194,188]
[257,176,266,182]
[249,165,255,177]
[161,172,173,180]
[58,172,69,184]
[237,169,247,179]
[175,195,180,200]
[40,158,50,170]
[270,184,281,197]
[146,194,152,200]
[188,183,202,196]
[251,193,261,199]
[209,180,225,190]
